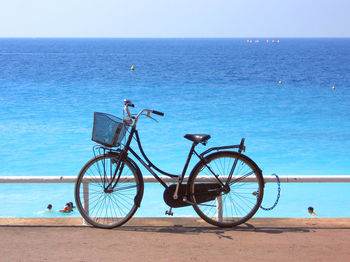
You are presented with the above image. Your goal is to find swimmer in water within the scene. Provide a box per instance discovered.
[308,206,317,216]
[59,202,73,213]
[59,202,75,213]
[36,204,53,215]
[69,202,75,210]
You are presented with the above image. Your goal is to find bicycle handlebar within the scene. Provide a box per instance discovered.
[151,110,164,116]
[123,99,164,123]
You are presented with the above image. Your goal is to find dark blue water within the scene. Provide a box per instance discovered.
[0,38,349,217]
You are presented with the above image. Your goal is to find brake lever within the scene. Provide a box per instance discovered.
[146,111,158,123]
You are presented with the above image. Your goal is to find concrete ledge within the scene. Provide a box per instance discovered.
[1,217,350,228]
[1,217,350,261]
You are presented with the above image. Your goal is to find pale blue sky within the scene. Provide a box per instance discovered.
[0,0,349,37]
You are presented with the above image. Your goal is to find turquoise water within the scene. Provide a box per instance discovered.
[0,38,349,218]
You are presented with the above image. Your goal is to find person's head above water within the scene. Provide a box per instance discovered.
[47,204,52,210]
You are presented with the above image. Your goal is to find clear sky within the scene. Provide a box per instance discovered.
[0,0,349,38]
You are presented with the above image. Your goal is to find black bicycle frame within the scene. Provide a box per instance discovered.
[127,128,195,189]
[108,124,246,192]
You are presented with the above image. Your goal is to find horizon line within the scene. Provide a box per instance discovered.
[0,36,350,39]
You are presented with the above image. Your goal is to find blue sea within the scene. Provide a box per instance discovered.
[0,38,349,218]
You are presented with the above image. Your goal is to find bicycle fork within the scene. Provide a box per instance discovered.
[102,150,126,192]
[106,125,136,191]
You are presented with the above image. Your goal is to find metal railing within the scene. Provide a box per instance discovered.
[2,174,350,183]
[1,174,350,223]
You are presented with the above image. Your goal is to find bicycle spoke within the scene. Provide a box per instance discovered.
[75,154,142,228]
[229,170,255,185]
[189,151,263,227]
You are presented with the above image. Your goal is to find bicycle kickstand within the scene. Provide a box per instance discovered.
[165,208,173,216]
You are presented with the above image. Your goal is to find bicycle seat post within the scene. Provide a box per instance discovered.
[173,142,197,200]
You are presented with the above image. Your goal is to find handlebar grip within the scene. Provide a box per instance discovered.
[152,110,164,116]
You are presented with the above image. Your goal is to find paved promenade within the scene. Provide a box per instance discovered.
[0,218,349,262]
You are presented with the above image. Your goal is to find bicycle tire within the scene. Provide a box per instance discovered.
[188,151,264,227]
[75,153,143,228]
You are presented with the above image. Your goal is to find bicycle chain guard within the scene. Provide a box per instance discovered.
[163,183,221,208]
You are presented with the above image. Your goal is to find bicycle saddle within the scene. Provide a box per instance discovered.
[184,134,211,145]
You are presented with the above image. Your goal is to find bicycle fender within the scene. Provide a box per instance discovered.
[233,151,265,187]
[126,156,144,207]
[187,151,265,188]
[238,153,265,187]
[107,152,144,207]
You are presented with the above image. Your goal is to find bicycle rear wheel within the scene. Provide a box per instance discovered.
[188,151,264,227]
[75,153,143,228]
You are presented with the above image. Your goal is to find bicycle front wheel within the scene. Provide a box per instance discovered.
[188,151,264,227]
[75,153,143,228]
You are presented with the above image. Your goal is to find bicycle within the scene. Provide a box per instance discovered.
[75,99,264,228]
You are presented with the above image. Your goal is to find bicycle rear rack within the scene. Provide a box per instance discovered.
[200,138,246,157]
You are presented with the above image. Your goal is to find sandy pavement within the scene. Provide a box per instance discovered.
[0,218,349,262]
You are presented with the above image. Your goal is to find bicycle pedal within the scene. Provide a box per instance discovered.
[165,209,173,216]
